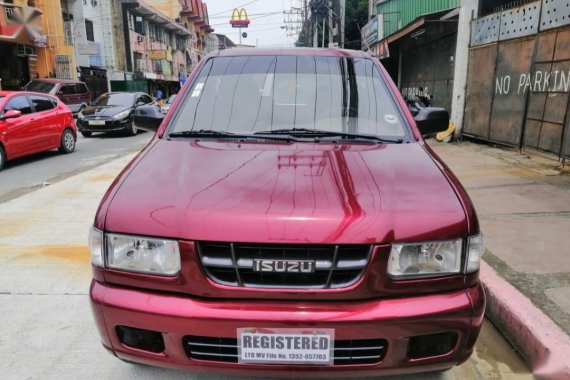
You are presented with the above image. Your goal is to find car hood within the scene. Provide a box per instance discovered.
[105,140,467,244]
[82,105,131,117]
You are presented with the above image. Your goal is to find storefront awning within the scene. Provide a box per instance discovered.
[384,9,459,44]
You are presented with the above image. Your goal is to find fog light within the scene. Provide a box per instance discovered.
[407,332,458,359]
[116,325,165,353]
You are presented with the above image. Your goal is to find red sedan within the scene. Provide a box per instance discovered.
[0,91,76,171]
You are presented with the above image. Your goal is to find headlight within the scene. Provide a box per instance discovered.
[88,226,180,276]
[106,233,180,276]
[113,110,131,120]
[388,239,462,279]
[388,235,484,279]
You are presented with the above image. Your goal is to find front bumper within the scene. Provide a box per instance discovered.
[90,280,485,377]
[77,118,131,133]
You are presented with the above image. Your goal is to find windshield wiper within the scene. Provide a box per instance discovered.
[253,128,403,143]
[168,130,299,142]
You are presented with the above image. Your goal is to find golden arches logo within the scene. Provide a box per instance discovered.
[230,8,250,27]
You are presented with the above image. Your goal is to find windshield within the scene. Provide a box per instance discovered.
[169,56,408,139]
[93,93,135,107]
[167,94,177,104]
[25,81,56,94]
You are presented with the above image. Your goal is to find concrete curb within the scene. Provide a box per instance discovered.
[480,261,570,380]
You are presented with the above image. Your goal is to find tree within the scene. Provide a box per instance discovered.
[344,0,369,50]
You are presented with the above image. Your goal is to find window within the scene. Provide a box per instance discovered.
[176,36,186,51]
[76,83,88,94]
[60,84,77,95]
[149,23,157,40]
[171,56,408,139]
[4,96,33,115]
[29,95,56,112]
[85,19,94,42]
[141,95,153,104]
[134,16,144,35]
[152,59,162,73]
[24,81,56,94]
[64,21,73,46]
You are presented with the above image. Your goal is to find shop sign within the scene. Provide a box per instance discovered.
[362,15,383,49]
[78,43,100,55]
[150,50,168,60]
[376,39,390,60]
[230,8,250,28]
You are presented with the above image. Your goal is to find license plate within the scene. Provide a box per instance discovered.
[89,120,106,125]
[237,328,334,365]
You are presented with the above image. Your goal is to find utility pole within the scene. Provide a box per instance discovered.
[322,17,325,47]
[313,21,318,47]
[328,0,333,47]
[340,0,345,48]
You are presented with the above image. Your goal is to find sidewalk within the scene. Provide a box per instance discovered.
[431,141,570,379]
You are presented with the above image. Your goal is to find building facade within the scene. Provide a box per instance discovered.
[368,0,570,160]
[111,0,193,97]
[0,0,78,90]
[68,0,119,99]
[368,0,461,112]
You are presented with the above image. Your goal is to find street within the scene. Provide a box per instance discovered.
[0,149,531,379]
[0,131,152,203]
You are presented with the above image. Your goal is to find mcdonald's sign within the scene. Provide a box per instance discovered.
[230,8,250,28]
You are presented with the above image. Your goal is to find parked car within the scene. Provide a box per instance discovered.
[89,49,485,377]
[76,92,154,137]
[160,94,177,114]
[0,91,76,171]
[24,79,90,115]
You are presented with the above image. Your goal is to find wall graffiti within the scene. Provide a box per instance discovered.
[495,70,570,95]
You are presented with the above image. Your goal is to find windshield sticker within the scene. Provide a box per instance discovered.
[191,83,204,97]
[384,114,398,124]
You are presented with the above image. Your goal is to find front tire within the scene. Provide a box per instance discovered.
[125,120,138,136]
[59,129,76,154]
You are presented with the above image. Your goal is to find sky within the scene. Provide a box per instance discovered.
[205,0,301,47]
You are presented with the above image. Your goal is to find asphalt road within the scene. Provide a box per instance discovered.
[0,141,533,379]
[0,130,153,202]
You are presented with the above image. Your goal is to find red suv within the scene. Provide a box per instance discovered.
[89,49,485,377]
[24,79,91,115]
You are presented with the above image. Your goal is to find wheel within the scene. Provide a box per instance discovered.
[81,131,92,138]
[125,120,138,136]
[0,145,5,172]
[59,129,76,154]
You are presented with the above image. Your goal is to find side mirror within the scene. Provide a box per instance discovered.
[1,109,22,120]
[134,104,164,131]
[414,107,449,137]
